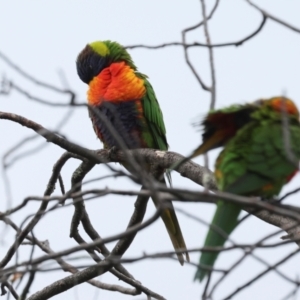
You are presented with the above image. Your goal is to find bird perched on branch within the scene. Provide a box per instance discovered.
[76,40,189,265]
[192,97,300,281]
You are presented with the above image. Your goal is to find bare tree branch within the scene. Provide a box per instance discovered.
[1,3,300,299]
[126,14,266,50]
[200,0,216,108]
[246,0,300,33]
[0,281,19,299]
[0,152,72,268]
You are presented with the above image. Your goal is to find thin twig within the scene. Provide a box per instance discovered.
[70,158,136,280]
[25,208,165,300]
[0,152,72,268]
[223,248,300,299]
[0,282,19,299]
[19,270,36,300]
[0,51,75,100]
[126,13,266,50]
[200,0,216,109]
[246,0,300,33]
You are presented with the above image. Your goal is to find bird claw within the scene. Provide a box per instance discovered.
[108,146,118,159]
[281,234,292,240]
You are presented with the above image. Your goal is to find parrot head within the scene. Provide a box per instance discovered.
[76,40,137,84]
[252,96,299,119]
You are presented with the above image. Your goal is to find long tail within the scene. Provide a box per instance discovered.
[151,177,190,265]
[195,201,241,281]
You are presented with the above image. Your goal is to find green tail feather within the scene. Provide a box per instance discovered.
[195,201,241,281]
[152,177,189,265]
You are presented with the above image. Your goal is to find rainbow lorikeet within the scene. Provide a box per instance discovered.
[76,40,189,265]
[192,97,300,281]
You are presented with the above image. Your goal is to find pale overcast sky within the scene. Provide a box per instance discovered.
[1,1,300,299]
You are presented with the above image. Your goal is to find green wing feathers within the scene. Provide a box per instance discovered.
[218,123,300,196]
[140,76,168,151]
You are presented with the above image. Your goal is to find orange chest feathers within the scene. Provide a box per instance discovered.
[87,61,146,106]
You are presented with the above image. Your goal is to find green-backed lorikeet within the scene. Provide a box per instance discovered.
[192,97,300,281]
[76,40,189,265]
